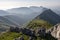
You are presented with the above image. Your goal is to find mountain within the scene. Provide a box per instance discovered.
[0,16,23,32]
[0,18,57,40]
[27,19,52,29]
[0,6,49,32]
[5,15,26,25]
[7,7,34,15]
[0,6,58,40]
[5,6,48,26]
[50,7,60,16]
[0,21,10,32]
[0,10,10,16]
[1,6,59,31]
[5,14,38,26]
[36,9,60,25]
[0,19,57,40]
[7,6,48,15]
[0,16,21,27]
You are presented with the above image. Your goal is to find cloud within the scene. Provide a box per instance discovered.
[0,0,60,2]
[0,0,60,10]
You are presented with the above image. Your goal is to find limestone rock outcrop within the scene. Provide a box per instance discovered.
[47,23,60,40]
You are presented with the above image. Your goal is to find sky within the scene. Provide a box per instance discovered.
[0,0,60,10]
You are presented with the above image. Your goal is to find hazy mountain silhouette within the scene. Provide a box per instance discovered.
[5,6,48,25]
[0,10,10,16]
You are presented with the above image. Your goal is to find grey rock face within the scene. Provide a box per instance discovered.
[47,23,60,40]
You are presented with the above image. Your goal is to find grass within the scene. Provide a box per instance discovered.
[0,19,54,40]
[0,32,30,40]
[27,19,52,29]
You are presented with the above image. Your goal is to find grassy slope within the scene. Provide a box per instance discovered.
[27,19,52,29]
[0,32,30,40]
[0,19,54,40]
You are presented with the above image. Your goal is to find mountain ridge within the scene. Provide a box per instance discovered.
[35,9,60,25]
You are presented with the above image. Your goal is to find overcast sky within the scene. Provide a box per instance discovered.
[0,0,60,10]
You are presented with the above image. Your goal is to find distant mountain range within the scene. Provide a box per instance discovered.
[4,6,48,26]
[7,6,47,14]
[0,6,60,27]
[0,6,60,25]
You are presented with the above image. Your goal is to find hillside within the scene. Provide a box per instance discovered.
[4,6,48,26]
[0,19,57,40]
[0,6,49,32]
[0,32,29,40]
[27,19,52,29]
[0,16,20,27]
[0,10,9,16]
[0,7,59,40]
[36,9,60,25]
[0,22,10,32]
[0,16,22,32]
